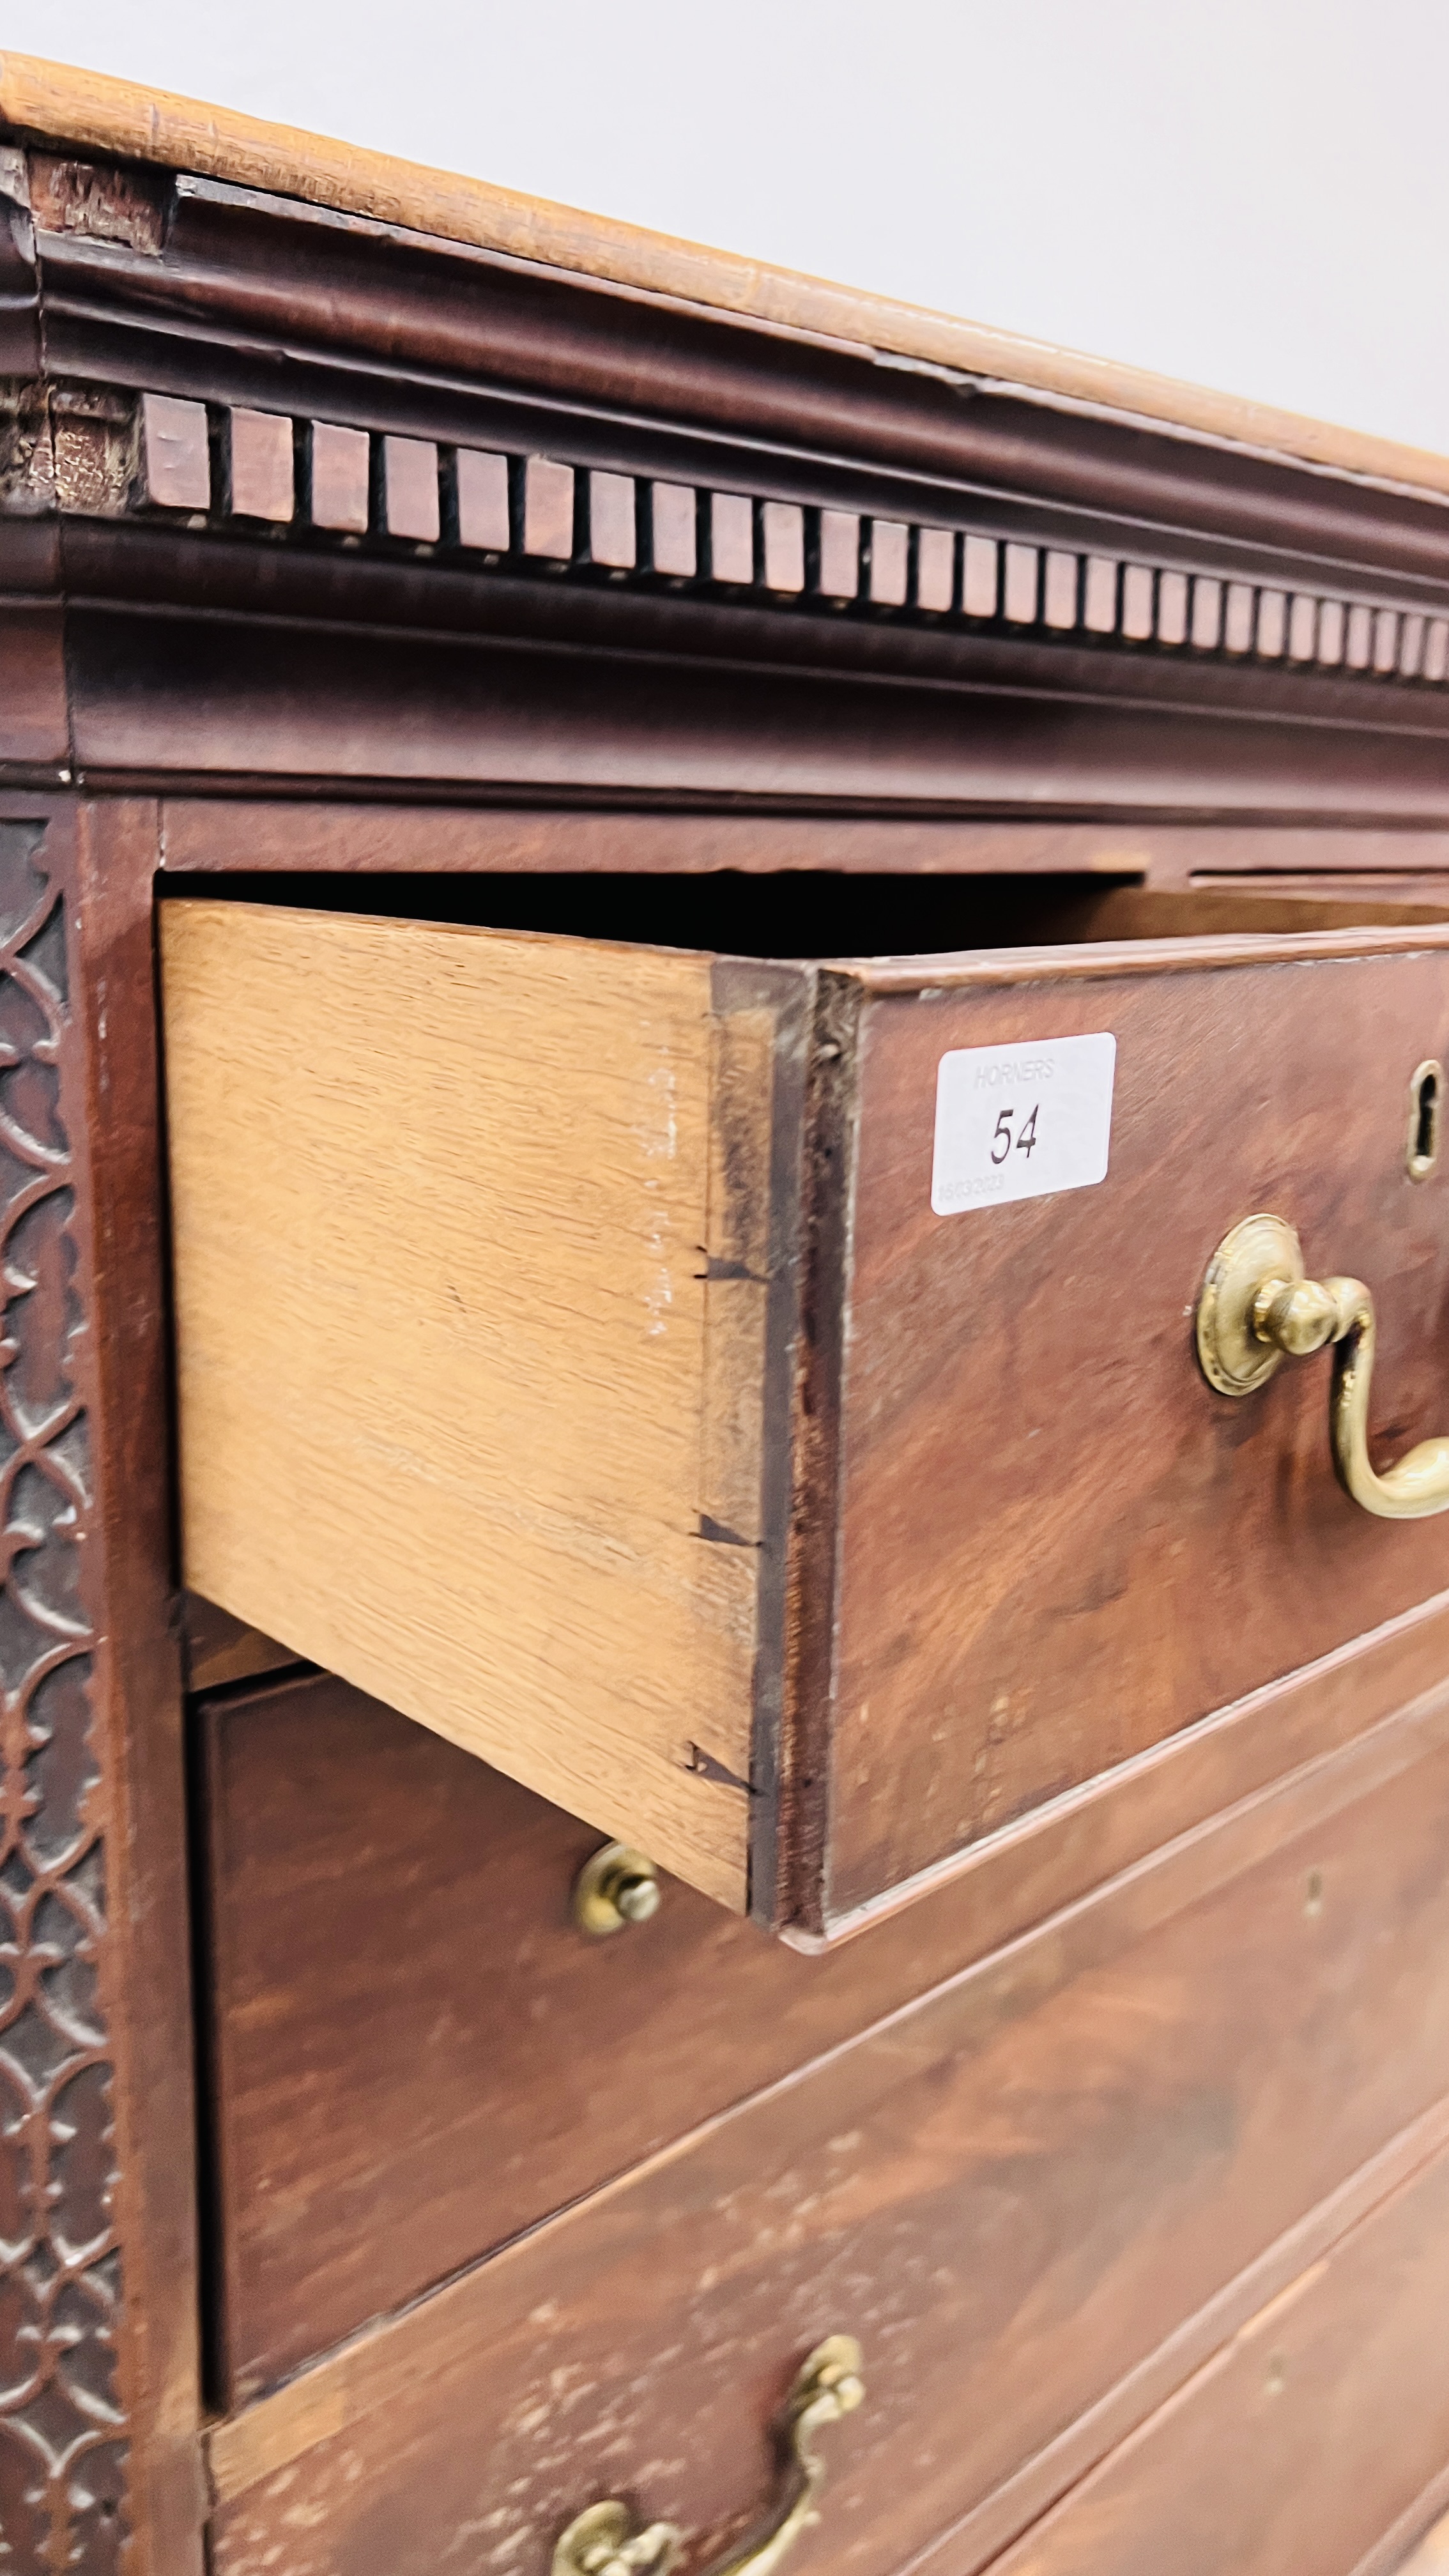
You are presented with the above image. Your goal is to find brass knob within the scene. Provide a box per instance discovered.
[1197,1212,1449,1519]
[572,1842,662,1936]
[551,2336,864,2576]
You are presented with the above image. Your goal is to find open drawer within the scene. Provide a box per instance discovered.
[161,880,1449,1935]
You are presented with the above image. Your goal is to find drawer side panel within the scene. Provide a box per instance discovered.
[162,900,753,1906]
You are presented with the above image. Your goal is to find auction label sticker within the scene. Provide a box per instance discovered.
[931,1032,1117,1215]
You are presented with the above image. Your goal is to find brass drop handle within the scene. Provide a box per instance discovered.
[551,2336,865,2576]
[1197,1213,1449,1519]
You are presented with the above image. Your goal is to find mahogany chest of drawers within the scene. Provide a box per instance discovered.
[4,47,1449,2576]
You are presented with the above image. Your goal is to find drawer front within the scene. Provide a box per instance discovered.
[208,1675,1449,2572]
[823,937,1449,1915]
[165,900,1449,1933]
[965,2138,1449,2576]
[202,1624,1449,2399]
[204,1670,825,2404]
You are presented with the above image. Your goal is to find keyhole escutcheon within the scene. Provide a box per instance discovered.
[1407,1059,1443,1183]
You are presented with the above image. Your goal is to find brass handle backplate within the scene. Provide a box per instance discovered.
[1196,1212,1449,1519]
[551,2336,864,2576]
[572,1842,662,1936]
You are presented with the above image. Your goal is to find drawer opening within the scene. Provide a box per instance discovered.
[158,869,1449,960]
[158,866,1138,957]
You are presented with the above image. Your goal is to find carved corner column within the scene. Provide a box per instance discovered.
[0,797,204,2573]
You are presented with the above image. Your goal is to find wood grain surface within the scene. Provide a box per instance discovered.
[203,1667,1449,2576]
[156,803,1159,883]
[967,2136,1449,2576]
[162,901,799,1910]
[59,570,1449,825]
[7,53,1449,500]
[149,803,1449,889]
[68,804,208,2576]
[824,930,1449,1913]
[197,1595,1449,2396]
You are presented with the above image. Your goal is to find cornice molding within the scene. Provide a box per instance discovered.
[3,126,1448,812]
[4,49,1449,507]
[6,375,1449,719]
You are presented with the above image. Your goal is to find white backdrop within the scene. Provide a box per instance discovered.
[13,0,1445,453]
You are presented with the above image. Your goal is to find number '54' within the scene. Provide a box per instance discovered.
[990,1103,1040,1165]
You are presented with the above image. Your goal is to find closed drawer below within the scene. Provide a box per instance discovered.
[965,2135,1449,2576]
[205,1662,1449,2570]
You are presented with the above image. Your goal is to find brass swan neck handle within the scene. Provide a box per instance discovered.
[1197,1213,1449,1519]
[551,2336,865,2576]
